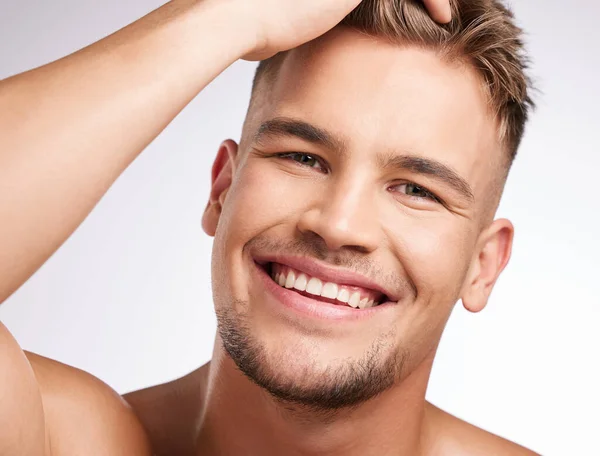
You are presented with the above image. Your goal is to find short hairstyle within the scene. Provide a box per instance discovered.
[252,0,535,168]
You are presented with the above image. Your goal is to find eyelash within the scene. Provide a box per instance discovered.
[276,152,327,172]
[389,183,441,203]
[275,152,441,204]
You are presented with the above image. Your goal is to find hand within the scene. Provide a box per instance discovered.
[241,0,362,61]
[241,0,452,61]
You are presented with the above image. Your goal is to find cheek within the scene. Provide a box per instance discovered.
[383,214,475,360]
[212,162,312,299]
[223,163,303,234]
[385,211,474,300]
[221,156,326,240]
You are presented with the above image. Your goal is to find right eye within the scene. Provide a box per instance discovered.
[277,152,327,172]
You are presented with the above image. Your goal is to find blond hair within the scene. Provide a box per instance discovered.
[253,0,534,166]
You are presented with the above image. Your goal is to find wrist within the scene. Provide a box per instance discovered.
[187,0,261,61]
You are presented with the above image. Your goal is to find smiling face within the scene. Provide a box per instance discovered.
[202,28,514,411]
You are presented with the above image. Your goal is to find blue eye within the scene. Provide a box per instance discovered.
[278,153,325,171]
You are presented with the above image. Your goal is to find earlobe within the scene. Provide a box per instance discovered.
[461,219,514,313]
[202,140,239,237]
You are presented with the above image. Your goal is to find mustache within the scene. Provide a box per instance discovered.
[245,234,416,298]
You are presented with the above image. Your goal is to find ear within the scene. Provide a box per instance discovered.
[460,218,514,313]
[202,140,239,237]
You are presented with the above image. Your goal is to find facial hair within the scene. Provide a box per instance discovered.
[216,299,407,413]
[214,233,411,413]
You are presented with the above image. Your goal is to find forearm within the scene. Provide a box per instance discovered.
[0,0,253,303]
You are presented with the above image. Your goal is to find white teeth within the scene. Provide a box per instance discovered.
[306,277,323,295]
[277,273,286,287]
[337,289,350,303]
[294,273,308,292]
[348,292,360,308]
[285,271,296,289]
[271,266,379,310]
[321,282,339,299]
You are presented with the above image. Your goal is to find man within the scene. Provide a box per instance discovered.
[0,0,537,454]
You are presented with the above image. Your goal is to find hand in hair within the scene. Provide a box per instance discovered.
[242,0,362,60]
[242,0,451,61]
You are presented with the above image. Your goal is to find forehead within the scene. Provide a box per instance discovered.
[249,28,501,200]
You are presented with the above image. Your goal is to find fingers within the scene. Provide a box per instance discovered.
[422,0,452,24]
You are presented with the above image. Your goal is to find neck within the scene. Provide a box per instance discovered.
[194,338,436,456]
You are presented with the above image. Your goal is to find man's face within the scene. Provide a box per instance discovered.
[204,28,509,410]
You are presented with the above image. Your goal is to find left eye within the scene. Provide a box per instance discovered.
[278,152,325,171]
[393,183,439,202]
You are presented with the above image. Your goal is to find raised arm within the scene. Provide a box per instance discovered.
[0,0,248,304]
[0,0,378,305]
[0,0,450,306]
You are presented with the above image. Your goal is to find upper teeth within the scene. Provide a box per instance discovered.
[271,265,379,309]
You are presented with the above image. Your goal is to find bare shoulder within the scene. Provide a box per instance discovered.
[425,403,539,456]
[123,363,209,456]
[26,351,153,456]
[0,322,47,456]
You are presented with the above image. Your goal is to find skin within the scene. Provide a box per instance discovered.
[191,28,523,455]
[0,0,537,455]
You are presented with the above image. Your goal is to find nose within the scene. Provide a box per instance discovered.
[296,176,381,253]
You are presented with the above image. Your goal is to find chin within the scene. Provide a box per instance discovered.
[217,300,407,411]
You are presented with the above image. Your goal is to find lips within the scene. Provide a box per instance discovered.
[253,260,396,322]
[253,253,399,309]
[269,262,385,309]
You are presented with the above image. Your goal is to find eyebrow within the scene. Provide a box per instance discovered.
[377,153,474,202]
[254,117,474,203]
[254,117,346,153]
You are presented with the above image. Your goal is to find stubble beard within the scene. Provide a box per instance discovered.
[216,299,407,415]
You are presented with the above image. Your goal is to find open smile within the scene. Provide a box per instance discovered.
[253,258,398,322]
[268,262,387,309]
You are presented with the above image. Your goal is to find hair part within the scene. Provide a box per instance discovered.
[253,0,535,168]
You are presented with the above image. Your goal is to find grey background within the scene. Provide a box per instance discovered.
[1,1,599,454]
